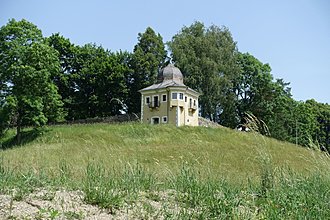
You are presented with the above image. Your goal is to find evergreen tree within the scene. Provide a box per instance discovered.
[127,27,167,113]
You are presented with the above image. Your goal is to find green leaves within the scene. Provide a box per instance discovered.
[71,44,129,118]
[0,19,65,139]
[169,22,239,126]
[127,27,168,113]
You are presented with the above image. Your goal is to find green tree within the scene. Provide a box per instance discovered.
[235,53,277,121]
[168,22,239,126]
[93,50,129,116]
[69,44,128,119]
[127,27,167,113]
[0,19,64,142]
[46,33,77,120]
[292,101,316,147]
[236,53,296,137]
[235,53,323,147]
[305,99,330,152]
[264,87,295,140]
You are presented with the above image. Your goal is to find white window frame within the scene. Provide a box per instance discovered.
[179,93,184,100]
[152,95,159,103]
[145,96,150,105]
[152,95,159,107]
[162,94,167,102]
[162,116,167,123]
[171,92,177,100]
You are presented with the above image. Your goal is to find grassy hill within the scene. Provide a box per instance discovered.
[0,123,329,219]
[0,122,327,181]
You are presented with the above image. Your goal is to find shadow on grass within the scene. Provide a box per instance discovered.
[0,128,47,150]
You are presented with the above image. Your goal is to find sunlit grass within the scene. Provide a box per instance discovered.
[0,122,327,183]
[0,123,329,218]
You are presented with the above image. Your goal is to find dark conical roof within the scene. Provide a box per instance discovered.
[157,64,183,84]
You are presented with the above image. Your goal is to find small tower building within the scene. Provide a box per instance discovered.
[139,64,200,126]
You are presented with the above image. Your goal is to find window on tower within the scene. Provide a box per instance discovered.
[172,92,177,100]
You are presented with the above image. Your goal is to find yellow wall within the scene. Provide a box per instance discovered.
[140,87,199,126]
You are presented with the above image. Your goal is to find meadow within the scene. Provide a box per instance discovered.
[0,123,329,219]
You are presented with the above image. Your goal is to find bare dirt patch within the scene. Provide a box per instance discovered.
[0,188,180,219]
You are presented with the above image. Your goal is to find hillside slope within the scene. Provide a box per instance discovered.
[0,123,326,182]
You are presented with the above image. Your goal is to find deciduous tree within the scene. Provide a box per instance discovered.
[0,19,64,142]
[169,22,239,126]
[68,44,128,119]
[47,33,77,120]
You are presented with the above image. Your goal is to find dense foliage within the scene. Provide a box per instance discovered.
[168,22,239,127]
[0,19,329,152]
[0,19,64,142]
[127,27,168,113]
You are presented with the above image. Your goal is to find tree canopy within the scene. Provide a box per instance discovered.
[127,27,168,113]
[0,19,64,141]
[168,22,240,127]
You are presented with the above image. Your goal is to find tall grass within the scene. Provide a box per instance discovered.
[0,123,329,218]
[0,123,325,182]
[0,158,329,219]
[83,162,157,212]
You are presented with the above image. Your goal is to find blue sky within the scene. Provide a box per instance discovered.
[1,0,329,103]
